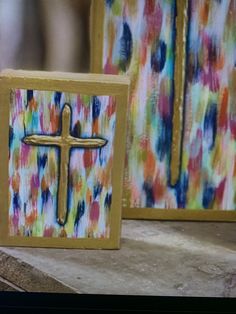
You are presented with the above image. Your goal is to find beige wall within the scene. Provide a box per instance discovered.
[0,0,91,72]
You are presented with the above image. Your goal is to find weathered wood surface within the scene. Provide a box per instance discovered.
[0,251,75,293]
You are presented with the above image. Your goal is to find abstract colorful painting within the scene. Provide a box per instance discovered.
[0,70,129,248]
[91,0,236,220]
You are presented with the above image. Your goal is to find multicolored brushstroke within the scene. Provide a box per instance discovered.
[181,0,236,210]
[9,89,116,237]
[103,0,236,210]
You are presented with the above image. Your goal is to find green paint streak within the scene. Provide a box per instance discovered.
[112,0,122,16]
[81,95,91,106]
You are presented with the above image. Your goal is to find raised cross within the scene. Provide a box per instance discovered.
[23,103,107,226]
[170,0,188,185]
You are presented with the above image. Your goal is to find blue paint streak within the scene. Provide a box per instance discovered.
[119,22,133,72]
[92,96,101,120]
[104,193,112,209]
[23,203,27,215]
[151,40,167,73]
[98,148,104,166]
[74,200,85,226]
[93,182,103,199]
[37,153,48,170]
[71,120,81,138]
[175,173,189,208]
[42,187,50,205]
[9,126,14,148]
[54,92,62,106]
[202,182,215,208]
[143,181,155,207]
[32,111,39,131]
[204,103,217,150]
[106,0,114,7]
[13,192,21,212]
[156,116,172,161]
[25,230,32,237]
[27,90,33,103]
[191,55,201,82]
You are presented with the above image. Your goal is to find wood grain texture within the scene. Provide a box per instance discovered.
[0,251,75,292]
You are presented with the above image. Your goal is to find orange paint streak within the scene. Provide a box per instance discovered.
[31,183,39,205]
[98,157,112,188]
[25,209,37,226]
[50,106,59,133]
[29,98,38,111]
[14,148,20,170]
[12,173,20,193]
[153,173,165,202]
[106,97,116,118]
[83,150,93,169]
[41,176,48,191]
[219,88,229,130]
[200,1,209,26]
[144,148,156,181]
[215,54,224,71]
[140,43,147,66]
[86,189,92,205]
[212,139,221,170]
[192,171,201,190]
[75,178,82,193]
[92,118,99,135]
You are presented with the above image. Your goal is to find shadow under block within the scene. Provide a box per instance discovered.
[90,0,236,221]
[0,70,130,248]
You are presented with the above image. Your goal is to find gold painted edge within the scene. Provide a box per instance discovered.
[0,71,130,249]
[0,74,128,97]
[0,83,10,241]
[0,237,120,249]
[90,0,105,73]
[109,93,129,248]
[0,69,129,86]
[170,0,188,186]
[122,208,236,222]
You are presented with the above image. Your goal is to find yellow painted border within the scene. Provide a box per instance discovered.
[122,208,236,222]
[90,0,104,73]
[0,69,130,249]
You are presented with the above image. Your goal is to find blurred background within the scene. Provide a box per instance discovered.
[0,0,91,73]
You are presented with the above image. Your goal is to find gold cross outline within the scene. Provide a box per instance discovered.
[23,103,107,226]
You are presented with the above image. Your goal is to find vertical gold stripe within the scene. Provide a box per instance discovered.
[90,0,105,73]
[170,0,189,186]
[57,146,70,225]
[57,105,71,225]
[0,88,10,239]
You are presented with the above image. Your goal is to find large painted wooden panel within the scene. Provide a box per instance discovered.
[91,0,236,221]
[0,70,129,248]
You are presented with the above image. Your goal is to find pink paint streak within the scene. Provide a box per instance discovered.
[20,143,31,167]
[143,0,162,43]
[89,201,100,222]
[188,129,203,174]
[104,58,119,74]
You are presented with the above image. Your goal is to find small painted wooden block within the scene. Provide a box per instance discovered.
[91,0,236,222]
[0,70,129,248]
